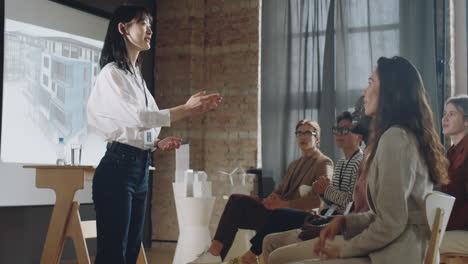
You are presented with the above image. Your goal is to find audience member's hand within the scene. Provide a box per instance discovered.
[267,193,281,200]
[262,199,289,210]
[312,177,330,194]
[313,243,341,260]
[261,193,280,206]
[319,215,345,241]
[155,137,182,151]
[313,216,345,259]
[185,91,222,115]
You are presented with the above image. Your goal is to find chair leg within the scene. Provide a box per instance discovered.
[258,253,265,264]
[136,243,148,264]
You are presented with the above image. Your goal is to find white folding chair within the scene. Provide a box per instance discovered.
[424,191,456,264]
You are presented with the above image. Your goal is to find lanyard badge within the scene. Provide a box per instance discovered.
[144,130,153,148]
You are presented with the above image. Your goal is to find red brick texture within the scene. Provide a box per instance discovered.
[151,0,259,241]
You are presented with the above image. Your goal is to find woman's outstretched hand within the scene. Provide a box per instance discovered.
[185,91,222,115]
[155,137,182,151]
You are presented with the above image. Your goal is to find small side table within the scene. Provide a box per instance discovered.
[24,165,147,264]
[172,184,216,264]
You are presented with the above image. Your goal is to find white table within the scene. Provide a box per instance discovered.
[172,184,216,264]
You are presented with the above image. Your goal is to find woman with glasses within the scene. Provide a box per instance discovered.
[313,111,364,214]
[440,95,468,255]
[189,120,333,264]
[260,110,368,264]
[304,56,449,264]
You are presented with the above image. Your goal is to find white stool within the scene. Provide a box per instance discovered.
[173,194,216,264]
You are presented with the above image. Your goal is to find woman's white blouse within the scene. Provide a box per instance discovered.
[87,63,171,150]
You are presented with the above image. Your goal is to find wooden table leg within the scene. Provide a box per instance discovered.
[36,169,84,264]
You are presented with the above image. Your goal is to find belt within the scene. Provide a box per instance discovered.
[106,141,151,157]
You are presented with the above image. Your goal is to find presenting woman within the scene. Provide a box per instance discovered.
[87,5,221,264]
[440,95,468,255]
[304,56,449,264]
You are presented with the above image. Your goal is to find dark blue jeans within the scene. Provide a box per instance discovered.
[92,142,152,264]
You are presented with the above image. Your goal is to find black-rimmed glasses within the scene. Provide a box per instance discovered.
[295,131,317,137]
[332,126,351,135]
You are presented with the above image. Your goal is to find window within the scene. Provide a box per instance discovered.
[43,56,49,68]
[342,0,399,104]
[291,0,400,111]
[51,104,66,126]
[42,74,49,87]
[52,61,68,82]
[70,46,79,59]
[83,67,89,82]
[62,44,70,57]
[57,84,65,103]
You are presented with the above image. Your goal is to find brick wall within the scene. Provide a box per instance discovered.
[151,0,259,241]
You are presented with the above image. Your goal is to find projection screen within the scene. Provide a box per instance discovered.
[1,0,108,206]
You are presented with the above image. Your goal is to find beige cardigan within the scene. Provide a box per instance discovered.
[273,149,333,210]
[339,127,433,263]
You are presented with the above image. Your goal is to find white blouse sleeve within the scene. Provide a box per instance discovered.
[87,65,171,132]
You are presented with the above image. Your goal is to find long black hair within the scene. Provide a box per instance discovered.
[364,56,449,185]
[100,5,152,74]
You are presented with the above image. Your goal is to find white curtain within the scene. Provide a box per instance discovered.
[262,0,440,190]
[261,0,330,190]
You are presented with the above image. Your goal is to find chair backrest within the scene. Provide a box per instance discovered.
[424,191,456,264]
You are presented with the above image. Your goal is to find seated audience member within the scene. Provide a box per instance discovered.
[221,111,366,264]
[440,95,468,255]
[189,120,333,264]
[267,56,449,264]
[262,114,371,264]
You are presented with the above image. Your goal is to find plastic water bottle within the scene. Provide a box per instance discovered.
[56,137,66,166]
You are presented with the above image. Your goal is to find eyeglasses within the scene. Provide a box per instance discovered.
[295,131,317,137]
[332,126,351,135]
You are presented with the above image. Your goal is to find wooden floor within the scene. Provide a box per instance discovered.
[62,243,176,264]
[146,245,176,264]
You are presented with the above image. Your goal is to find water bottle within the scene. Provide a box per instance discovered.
[56,137,66,166]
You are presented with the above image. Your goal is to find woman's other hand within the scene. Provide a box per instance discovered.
[155,137,182,151]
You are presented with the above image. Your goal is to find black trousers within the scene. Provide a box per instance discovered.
[92,142,152,264]
[249,208,310,255]
[213,194,272,260]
